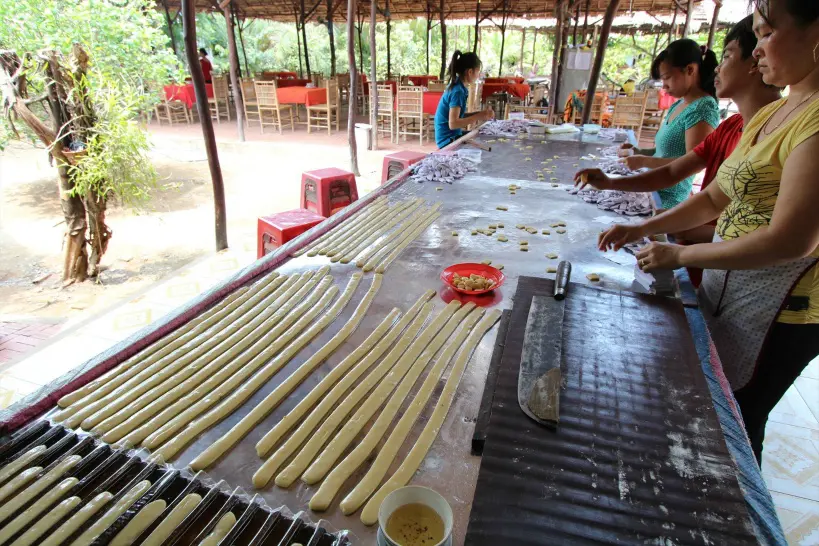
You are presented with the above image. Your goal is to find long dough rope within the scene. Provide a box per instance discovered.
[199,511,237,546]
[11,494,84,546]
[358,309,503,525]
[297,196,387,257]
[0,455,81,524]
[356,203,440,270]
[252,301,458,489]
[311,200,393,257]
[362,205,442,273]
[56,272,301,429]
[190,273,385,471]
[0,445,45,487]
[143,280,341,457]
[336,308,487,512]
[325,200,415,259]
[0,476,78,543]
[140,493,201,546]
[329,200,423,262]
[149,272,363,461]
[96,273,332,441]
[69,480,152,545]
[0,468,41,505]
[55,284,253,410]
[109,499,167,546]
[282,303,479,488]
[317,200,399,257]
[252,290,434,459]
[375,210,441,274]
[307,306,484,509]
[76,273,317,432]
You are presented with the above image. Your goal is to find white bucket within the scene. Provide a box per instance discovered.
[377,486,453,546]
[355,123,373,154]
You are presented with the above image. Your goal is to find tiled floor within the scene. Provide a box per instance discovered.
[0,319,65,364]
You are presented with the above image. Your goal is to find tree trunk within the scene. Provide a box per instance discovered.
[669,4,678,44]
[532,27,537,66]
[295,12,304,77]
[224,4,245,142]
[300,0,311,77]
[439,0,446,80]
[519,28,525,73]
[386,17,392,79]
[682,0,694,37]
[237,15,251,77]
[357,18,364,74]
[183,0,228,251]
[473,4,479,53]
[425,7,431,75]
[327,0,336,76]
[369,0,378,150]
[161,0,179,57]
[347,0,360,175]
[581,0,621,125]
[707,1,722,51]
[549,0,565,120]
[581,0,590,43]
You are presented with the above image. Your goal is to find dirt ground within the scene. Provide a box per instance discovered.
[0,117,435,327]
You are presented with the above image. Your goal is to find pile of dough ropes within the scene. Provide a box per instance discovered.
[452,273,495,291]
[294,196,441,272]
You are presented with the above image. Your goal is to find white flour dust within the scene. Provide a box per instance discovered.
[666,432,728,480]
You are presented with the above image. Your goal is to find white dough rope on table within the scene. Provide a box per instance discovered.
[296,196,388,257]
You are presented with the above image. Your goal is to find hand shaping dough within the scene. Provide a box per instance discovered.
[37,491,114,546]
[69,480,152,546]
[10,495,82,546]
[0,445,45,486]
[0,455,81,524]
[140,493,202,546]
[199,512,237,546]
[0,476,78,544]
[359,310,503,525]
[253,291,435,459]
[190,274,383,470]
[109,499,167,546]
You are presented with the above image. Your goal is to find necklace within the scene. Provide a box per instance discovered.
[761,89,819,136]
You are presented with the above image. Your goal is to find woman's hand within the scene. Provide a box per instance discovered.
[573,168,612,190]
[622,154,650,170]
[481,107,495,121]
[618,142,635,157]
[635,242,685,271]
[598,223,646,252]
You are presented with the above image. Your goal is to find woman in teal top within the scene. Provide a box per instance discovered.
[434,51,494,148]
[621,39,721,208]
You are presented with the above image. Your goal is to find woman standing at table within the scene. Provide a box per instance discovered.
[434,51,494,148]
[621,40,720,209]
[199,48,213,84]
[598,0,819,465]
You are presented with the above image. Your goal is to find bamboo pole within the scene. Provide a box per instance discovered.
[327,0,337,76]
[519,27,525,73]
[301,0,311,77]
[223,1,245,141]
[439,0,447,80]
[549,0,565,121]
[181,0,227,250]
[370,0,378,150]
[581,0,622,125]
[236,12,251,77]
[347,0,360,175]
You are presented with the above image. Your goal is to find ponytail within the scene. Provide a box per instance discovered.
[650,38,718,98]
[446,50,482,89]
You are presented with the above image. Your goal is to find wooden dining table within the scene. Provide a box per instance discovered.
[163,83,213,109]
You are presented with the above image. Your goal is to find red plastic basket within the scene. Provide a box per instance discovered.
[441,263,506,295]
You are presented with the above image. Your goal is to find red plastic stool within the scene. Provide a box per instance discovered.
[257,209,325,258]
[381,151,427,184]
[300,168,359,218]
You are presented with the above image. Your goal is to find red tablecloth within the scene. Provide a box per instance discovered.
[164,84,213,109]
[277,86,327,106]
[422,91,444,115]
[405,75,438,86]
[485,76,525,84]
[481,82,530,100]
[263,71,298,80]
[276,79,311,88]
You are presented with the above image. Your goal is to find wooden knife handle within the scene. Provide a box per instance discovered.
[554,261,571,300]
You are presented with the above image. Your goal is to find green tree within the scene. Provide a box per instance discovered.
[0,0,183,282]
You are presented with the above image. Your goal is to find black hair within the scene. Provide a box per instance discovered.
[199,48,208,56]
[446,50,482,88]
[724,15,758,59]
[650,39,719,98]
[751,0,819,27]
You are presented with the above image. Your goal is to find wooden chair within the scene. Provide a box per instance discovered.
[467,82,482,112]
[308,79,340,134]
[572,92,605,125]
[356,75,369,115]
[508,104,549,122]
[396,86,425,145]
[209,76,230,123]
[641,88,665,144]
[427,80,445,92]
[370,83,395,143]
[154,96,190,125]
[240,78,260,126]
[337,73,351,104]
[254,80,295,134]
[612,91,649,141]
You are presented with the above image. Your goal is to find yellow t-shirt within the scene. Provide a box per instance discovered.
[715,97,819,324]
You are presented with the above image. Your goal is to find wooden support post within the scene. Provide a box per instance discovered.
[182,0,227,251]
[439,0,446,80]
[301,0,311,77]
[223,2,245,141]
[357,12,364,74]
[669,3,678,44]
[532,27,537,67]
[347,0,360,175]
[519,27,526,73]
[572,1,580,46]
[386,0,392,78]
[426,3,432,75]
[581,0,621,125]
[497,0,508,77]
[473,2,479,53]
[707,1,722,51]
[550,0,568,122]
[236,11,251,77]
[295,10,304,77]
[370,0,378,150]
[682,0,694,37]
[581,0,590,43]
[161,0,179,57]
[327,0,337,76]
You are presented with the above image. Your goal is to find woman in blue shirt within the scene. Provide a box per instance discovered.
[434,50,495,148]
[621,39,721,208]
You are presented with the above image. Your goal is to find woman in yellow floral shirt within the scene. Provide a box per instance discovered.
[597,0,819,464]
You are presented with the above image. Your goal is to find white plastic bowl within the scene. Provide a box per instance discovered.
[378,486,453,546]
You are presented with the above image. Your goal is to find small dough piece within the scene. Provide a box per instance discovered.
[556,228,567,234]
[546,253,558,259]
[39,492,114,546]
[552,183,559,187]
[199,512,237,546]
[510,191,517,195]
[587,273,601,282]
[110,499,167,546]
[488,224,497,229]
[497,223,504,228]
[542,229,550,235]
[551,177,558,181]
[520,246,529,252]
[481,260,492,265]
[519,241,528,246]
[496,264,504,270]
[451,231,458,236]
[0,467,42,505]
[0,476,78,544]
[496,205,508,211]
[0,445,45,486]
[436,187,443,191]
[546,267,557,273]
[549,222,560,228]
[515,224,524,229]
[497,235,508,242]
[524,157,532,161]
[69,480,152,546]
[141,493,202,546]
[526,227,538,234]
[13,495,83,546]
[471,230,478,235]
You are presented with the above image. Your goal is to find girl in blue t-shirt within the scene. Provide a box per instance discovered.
[434,50,495,148]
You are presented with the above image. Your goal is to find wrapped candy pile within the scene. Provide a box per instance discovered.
[409,153,477,184]
[478,119,530,137]
[567,187,653,216]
